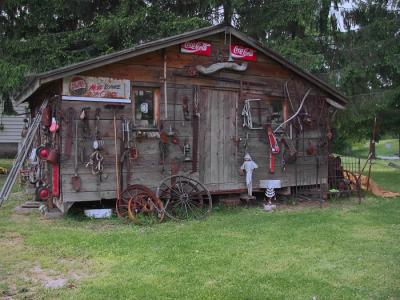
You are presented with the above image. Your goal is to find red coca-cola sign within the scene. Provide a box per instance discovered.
[180,40,211,56]
[230,44,257,61]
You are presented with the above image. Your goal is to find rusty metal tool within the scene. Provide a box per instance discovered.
[71,120,81,192]
[105,104,125,199]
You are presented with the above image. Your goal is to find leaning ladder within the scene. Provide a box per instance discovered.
[0,98,49,207]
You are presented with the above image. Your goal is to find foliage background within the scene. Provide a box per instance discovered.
[0,0,399,146]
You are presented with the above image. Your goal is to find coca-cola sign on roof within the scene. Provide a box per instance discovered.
[230,44,257,61]
[180,40,211,56]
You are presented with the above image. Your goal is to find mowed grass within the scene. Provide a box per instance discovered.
[351,138,399,158]
[1,197,400,299]
[0,157,399,299]
[346,138,400,193]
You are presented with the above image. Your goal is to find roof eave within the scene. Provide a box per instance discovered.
[15,24,348,107]
[15,24,228,104]
[15,78,40,106]
[228,27,348,106]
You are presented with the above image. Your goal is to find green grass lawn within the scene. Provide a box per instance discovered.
[0,153,399,299]
[344,138,400,193]
[1,196,399,299]
[351,139,399,158]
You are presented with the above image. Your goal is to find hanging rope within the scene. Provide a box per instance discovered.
[85,150,104,176]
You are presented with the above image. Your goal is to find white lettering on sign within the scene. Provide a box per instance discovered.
[180,40,211,56]
[230,44,257,61]
[232,45,254,57]
[183,41,210,52]
[63,76,131,101]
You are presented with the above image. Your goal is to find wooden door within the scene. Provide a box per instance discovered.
[199,88,240,191]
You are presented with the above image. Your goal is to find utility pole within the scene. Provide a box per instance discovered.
[369,117,377,159]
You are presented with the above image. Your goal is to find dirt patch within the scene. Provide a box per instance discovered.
[277,201,328,211]
[0,233,24,247]
[1,263,86,299]
[27,264,83,290]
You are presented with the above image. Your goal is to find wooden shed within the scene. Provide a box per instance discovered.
[14,24,347,214]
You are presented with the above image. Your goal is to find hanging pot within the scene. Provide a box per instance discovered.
[47,147,59,164]
[36,186,50,201]
[36,145,50,160]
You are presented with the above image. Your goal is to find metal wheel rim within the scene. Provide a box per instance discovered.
[156,175,212,221]
[127,194,165,225]
[117,184,164,225]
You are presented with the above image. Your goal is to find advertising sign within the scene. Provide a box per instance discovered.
[62,76,131,103]
[230,44,257,61]
[180,40,211,56]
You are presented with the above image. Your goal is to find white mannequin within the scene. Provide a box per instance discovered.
[240,153,258,196]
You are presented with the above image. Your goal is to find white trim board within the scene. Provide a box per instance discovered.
[62,96,131,103]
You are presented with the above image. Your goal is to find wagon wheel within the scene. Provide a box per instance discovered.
[116,184,164,225]
[127,193,165,225]
[156,175,212,220]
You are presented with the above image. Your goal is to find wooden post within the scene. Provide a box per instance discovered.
[163,52,168,119]
[113,113,120,199]
[369,117,377,159]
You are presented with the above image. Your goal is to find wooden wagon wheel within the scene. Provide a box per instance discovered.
[156,175,212,221]
[116,184,164,225]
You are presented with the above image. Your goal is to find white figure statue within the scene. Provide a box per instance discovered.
[240,153,258,196]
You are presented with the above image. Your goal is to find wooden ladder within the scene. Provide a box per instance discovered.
[0,98,49,207]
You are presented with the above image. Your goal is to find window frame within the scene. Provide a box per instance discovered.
[131,86,160,130]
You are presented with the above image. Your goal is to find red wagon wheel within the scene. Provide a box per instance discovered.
[116,184,164,225]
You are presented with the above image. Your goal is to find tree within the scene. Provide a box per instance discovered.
[0,0,399,154]
[0,0,209,111]
[332,0,400,149]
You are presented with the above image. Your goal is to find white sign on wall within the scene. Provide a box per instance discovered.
[62,76,131,103]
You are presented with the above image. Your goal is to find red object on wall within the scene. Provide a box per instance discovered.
[37,146,50,160]
[269,152,275,174]
[180,40,211,56]
[267,127,280,174]
[38,187,50,201]
[230,44,257,61]
[52,164,60,198]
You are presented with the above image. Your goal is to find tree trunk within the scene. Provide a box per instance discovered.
[369,117,377,159]
[369,139,376,159]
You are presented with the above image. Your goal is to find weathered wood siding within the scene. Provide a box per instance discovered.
[54,32,330,203]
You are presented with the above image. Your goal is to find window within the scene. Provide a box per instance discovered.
[241,98,283,130]
[133,88,160,129]
[271,101,283,128]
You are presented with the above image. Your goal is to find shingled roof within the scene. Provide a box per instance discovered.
[15,24,347,106]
